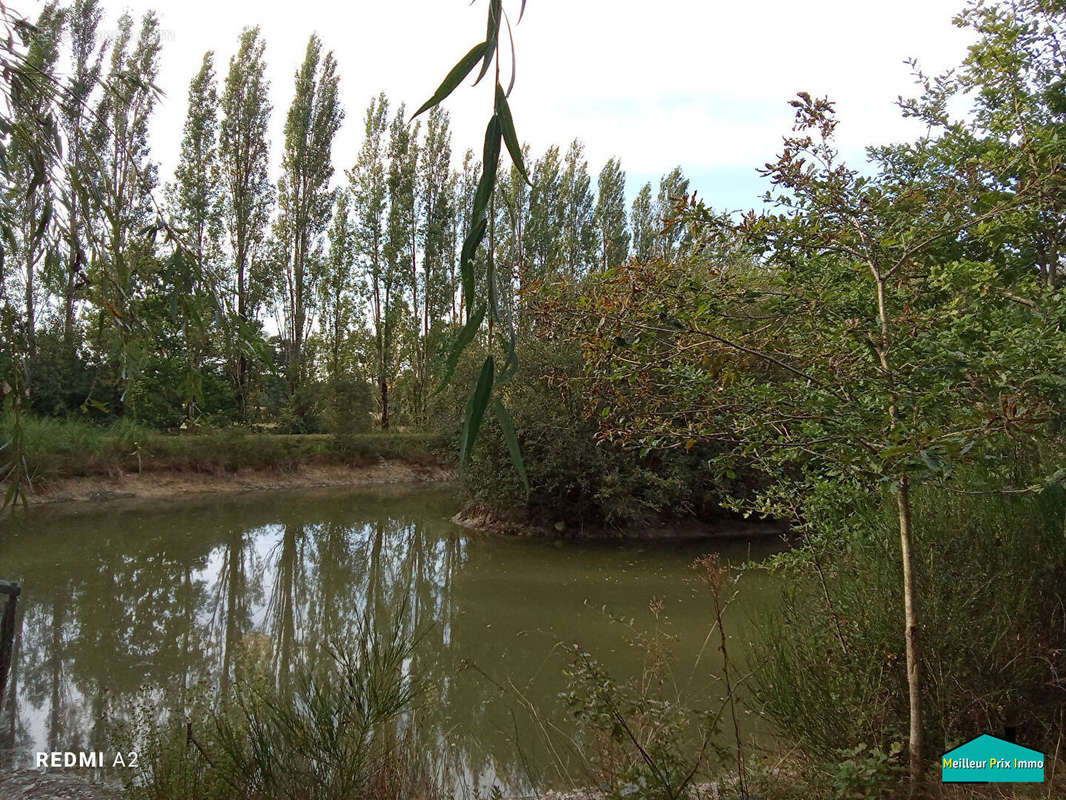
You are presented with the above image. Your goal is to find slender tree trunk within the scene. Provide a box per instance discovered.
[64,183,81,349]
[410,219,422,424]
[871,267,924,794]
[897,474,922,794]
[380,376,389,430]
[23,255,35,359]
[237,244,248,423]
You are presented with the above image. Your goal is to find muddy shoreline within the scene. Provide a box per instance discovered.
[2,461,455,506]
[452,505,789,541]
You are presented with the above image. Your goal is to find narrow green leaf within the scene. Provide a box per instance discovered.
[495,85,527,181]
[475,0,503,85]
[33,198,52,245]
[438,304,486,392]
[504,13,517,97]
[460,215,487,305]
[412,41,488,119]
[472,115,502,227]
[493,398,529,496]
[497,337,519,385]
[460,356,495,467]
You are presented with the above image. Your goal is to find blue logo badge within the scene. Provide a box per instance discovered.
[942,734,1044,783]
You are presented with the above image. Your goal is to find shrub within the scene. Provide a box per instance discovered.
[462,336,732,529]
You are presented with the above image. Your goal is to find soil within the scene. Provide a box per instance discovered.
[7,461,455,506]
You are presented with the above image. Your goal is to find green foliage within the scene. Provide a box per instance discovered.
[325,376,374,435]
[463,334,731,527]
[828,743,905,800]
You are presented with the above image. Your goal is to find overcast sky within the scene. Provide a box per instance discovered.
[75,0,973,212]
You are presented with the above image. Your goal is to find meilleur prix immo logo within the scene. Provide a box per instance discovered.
[942,734,1045,783]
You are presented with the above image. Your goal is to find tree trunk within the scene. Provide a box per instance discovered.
[379,376,389,430]
[897,475,923,795]
[237,249,248,424]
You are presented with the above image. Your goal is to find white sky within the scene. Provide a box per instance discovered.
[44,0,974,211]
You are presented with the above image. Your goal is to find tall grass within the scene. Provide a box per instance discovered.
[751,475,1066,795]
[117,609,445,800]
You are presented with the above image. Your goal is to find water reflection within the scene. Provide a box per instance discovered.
[0,487,781,794]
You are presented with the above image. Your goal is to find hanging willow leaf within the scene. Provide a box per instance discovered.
[519,0,528,23]
[475,0,503,85]
[504,11,517,97]
[495,84,527,181]
[472,114,502,227]
[460,215,487,305]
[493,397,529,495]
[497,336,519,385]
[412,41,488,119]
[461,356,495,467]
[438,303,486,391]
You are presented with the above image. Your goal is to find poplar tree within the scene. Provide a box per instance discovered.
[656,165,690,260]
[167,51,223,420]
[382,105,417,421]
[57,0,106,350]
[594,156,629,270]
[452,148,483,323]
[349,93,398,428]
[7,2,64,362]
[498,150,531,324]
[87,10,162,408]
[416,106,453,417]
[630,181,656,261]
[526,145,563,279]
[321,191,355,385]
[219,27,272,422]
[559,139,596,277]
[273,35,343,402]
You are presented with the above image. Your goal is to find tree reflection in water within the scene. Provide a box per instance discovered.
[0,487,779,796]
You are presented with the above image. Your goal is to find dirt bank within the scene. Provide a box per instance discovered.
[6,461,455,506]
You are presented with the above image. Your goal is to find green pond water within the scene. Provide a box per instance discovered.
[0,485,784,796]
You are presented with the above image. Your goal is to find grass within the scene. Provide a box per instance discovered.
[1,413,451,482]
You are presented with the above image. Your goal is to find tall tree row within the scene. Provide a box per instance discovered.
[0,4,703,433]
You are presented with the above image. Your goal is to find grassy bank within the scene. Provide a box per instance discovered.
[2,414,451,483]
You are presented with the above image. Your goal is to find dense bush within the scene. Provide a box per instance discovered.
[461,336,736,528]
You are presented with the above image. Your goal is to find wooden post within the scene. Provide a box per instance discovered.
[0,580,21,717]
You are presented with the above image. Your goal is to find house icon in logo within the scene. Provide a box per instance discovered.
[942,734,1045,783]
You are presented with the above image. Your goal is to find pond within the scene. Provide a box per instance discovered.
[0,485,784,797]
